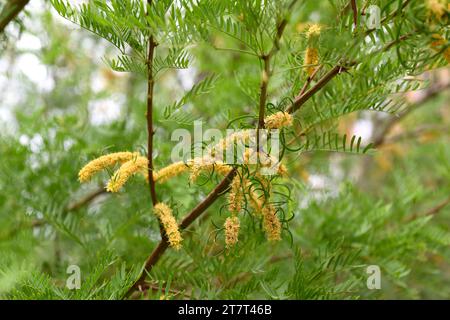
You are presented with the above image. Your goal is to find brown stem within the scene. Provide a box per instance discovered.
[257,55,270,130]
[0,0,29,33]
[350,0,358,29]
[406,196,450,222]
[298,64,323,97]
[287,62,355,114]
[146,35,158,206]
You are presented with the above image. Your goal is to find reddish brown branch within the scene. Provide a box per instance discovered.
[0,0,29,33]
[146,36,158,206]
[257,55,270,129]
[287,62,355,114]
[298,64,323,97]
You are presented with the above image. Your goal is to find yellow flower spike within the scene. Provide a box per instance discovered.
[153,203,182,250]
[78,151,139,183]
[304,47,319,77]
[304,24,321,77]
[262,203,281,241]
[154,161,189,183]
[224,216,240,248]
[106,156,148,192]
[228,175,245,213]
[264,111,293,130]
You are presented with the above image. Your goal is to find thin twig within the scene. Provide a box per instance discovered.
[350,0,358,29]
[66,188,107,211]
[146,5,158,206]
[407,196,450,222]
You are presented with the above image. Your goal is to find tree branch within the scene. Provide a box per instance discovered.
[0,0,29,33]
[146,4,158,206]
[126,168,237,297]
[287,62,356,114]
[66,187,107,211]
[407,196,450,222]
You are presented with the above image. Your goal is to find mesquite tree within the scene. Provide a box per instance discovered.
[1,0,449,299]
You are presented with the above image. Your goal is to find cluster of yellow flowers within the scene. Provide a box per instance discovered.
[79,112,294,249]
[426,0,448,20]
[79,153,233,192]
[305,23,321,38]
[224,216,240,248]
[224,167,284,247]
[263,111,293,130]
[153,203,182,250]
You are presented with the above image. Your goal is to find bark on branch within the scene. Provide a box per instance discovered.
[0,0,29,33]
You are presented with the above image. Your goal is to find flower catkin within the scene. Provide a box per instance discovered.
[304,24,321,77]
[106,156,148,192]
[78,152,138,182]
[154,161,189,183]
[264,111,293,129]
[262,204,281,241]
[153,203,182,250]
[228,175,245,213]
[224,216,240,248]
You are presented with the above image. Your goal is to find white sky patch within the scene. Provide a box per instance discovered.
[16,33,42,51]
[352,119,373,141]
[16,53,55,91]
[177,67,197,90]
[89,95,124,126]
[90,71,106,93]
